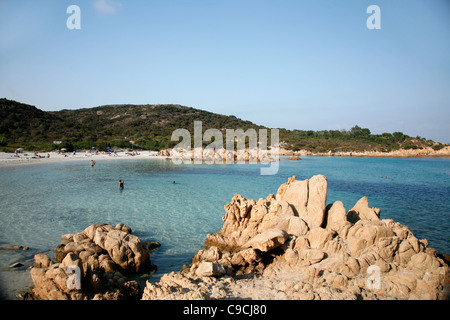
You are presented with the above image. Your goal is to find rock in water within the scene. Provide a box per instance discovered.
[103,229,150,273]
[84,224,150,273]
[30,223,154,300]
[9,262,24,268]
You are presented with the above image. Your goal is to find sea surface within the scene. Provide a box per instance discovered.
[0,156,449,299]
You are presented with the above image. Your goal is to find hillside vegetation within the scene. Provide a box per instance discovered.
[0,98,445,153]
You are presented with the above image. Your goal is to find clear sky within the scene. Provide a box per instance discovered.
[1,0,449,142]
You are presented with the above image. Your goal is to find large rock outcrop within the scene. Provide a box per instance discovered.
[142,175,449,300]
[30,223,156,300]
[204,175,327,249]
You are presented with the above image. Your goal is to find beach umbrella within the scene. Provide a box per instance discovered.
[61,148,67,151]
[17,148,24,151]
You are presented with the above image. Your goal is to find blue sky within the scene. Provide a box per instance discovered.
[0,0,449,142]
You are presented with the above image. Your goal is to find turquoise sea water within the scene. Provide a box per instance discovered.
[0,156,449,298]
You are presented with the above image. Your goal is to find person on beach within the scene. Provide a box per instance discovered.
[119,180,124,189]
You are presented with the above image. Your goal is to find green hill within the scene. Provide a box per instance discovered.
[0,98,263,152]
[0,98,445,153]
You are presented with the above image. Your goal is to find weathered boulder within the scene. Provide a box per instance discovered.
[306,175,328,228]
[195,262,226,277]
[81,224,150,273]
[230,248,261,267]
[276,176,309,220]
[244,228,288,252]
[285,248,326,268]
[308,227,335,250]
[346,220,395,257]
[347,196,381,223]
[260,201,308,237]
[408,252,441,271]
[205,194,262,248]
[276,175,327,228]
[193,246,222,263]
[34,253,53,268]
[30,223,154,300]
[324,201,348,232]
[115,223,132,234]
[103,229,150,272]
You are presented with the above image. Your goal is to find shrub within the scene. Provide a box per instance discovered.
[432,144,444,151]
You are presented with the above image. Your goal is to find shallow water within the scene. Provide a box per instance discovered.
[0,156,449,299]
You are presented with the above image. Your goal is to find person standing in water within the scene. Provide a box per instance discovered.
[119,180,124,190]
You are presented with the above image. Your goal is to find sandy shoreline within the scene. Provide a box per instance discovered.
[0,150,168,167]
[1,146,449,167]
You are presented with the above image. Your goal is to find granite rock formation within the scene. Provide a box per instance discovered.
[142,175,449,300]
[30,223,155,300]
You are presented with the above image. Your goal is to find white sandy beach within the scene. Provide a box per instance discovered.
[1,145,449,167]
[0,150,168,167]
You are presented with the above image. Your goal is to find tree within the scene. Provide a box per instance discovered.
[61,141,75,152]
[392,132,406,142]
[351,125,363,134]
[361,128,371,136]
[0,135,7,146]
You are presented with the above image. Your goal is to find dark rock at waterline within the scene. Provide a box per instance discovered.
[9,262,24,268]
[144,241,161,252]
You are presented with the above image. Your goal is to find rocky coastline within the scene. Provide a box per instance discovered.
[26,175,449,300]
[158,146,450,159]
[142,175,449,300]
[295,146,450,158]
